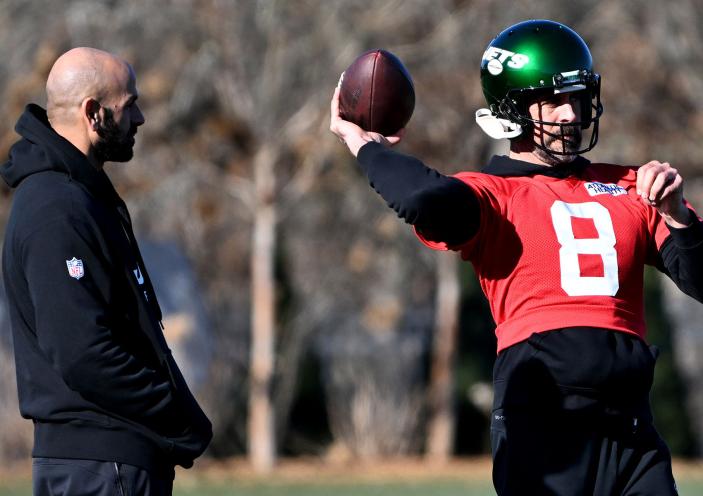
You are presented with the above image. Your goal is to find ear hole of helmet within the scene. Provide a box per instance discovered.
[496,96,530,127]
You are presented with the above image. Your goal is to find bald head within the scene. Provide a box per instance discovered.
[44,47,144,168]
[46,47,132,125]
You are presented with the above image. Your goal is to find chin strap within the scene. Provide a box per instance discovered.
[475,108,523,139]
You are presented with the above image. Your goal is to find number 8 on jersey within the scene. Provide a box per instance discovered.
[550,201,619,297]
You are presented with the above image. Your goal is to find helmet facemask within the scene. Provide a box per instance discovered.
[496,71,603,157]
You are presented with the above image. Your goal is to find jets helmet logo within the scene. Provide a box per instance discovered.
[482,46,529,75]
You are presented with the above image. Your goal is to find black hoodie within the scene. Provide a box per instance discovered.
[1,104,212,475]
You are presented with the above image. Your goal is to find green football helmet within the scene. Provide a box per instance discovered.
[477,19,603,155]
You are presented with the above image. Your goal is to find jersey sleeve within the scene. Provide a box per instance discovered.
[415,171,505,259]
[357,142,480,245]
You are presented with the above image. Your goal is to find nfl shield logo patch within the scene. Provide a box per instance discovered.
[66,257,84,280]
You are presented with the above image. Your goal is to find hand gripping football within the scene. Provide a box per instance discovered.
[339,49,415,136]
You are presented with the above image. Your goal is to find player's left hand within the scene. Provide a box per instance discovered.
[636,160,692,228]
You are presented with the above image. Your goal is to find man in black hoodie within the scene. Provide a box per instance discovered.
[1,47,211,495]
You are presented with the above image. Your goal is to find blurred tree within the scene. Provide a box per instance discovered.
[426,253,460,461]
[201,0,341,471]
[645,267,696,456]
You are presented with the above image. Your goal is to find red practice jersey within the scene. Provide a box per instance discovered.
[417,163,688,352]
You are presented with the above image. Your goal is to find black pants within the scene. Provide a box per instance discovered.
[491,328,678,496]
[491,407,677,495]
[33,458,174,496]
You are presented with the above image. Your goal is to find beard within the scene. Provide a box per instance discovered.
[94,109,136,163]
[533,125,583,166]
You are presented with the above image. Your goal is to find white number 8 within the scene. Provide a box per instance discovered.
[550,201,619,296]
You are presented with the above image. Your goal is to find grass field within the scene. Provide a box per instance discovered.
[1,458,702,495]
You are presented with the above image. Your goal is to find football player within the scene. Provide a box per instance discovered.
[330,19,703,496]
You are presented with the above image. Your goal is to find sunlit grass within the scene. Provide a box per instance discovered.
[174,481,495,496]
[1,458,702,496]
[3,479,703,496]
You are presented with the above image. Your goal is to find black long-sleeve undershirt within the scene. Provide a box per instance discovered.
[356,141,703,303]
[356,141,479,246]
[658,217,703,302]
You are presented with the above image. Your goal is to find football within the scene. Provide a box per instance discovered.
[339,49,415,136]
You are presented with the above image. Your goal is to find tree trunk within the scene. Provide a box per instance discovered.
[249,146,277,473]
[425,253,460,461]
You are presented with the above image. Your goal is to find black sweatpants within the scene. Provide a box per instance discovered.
[491,328,678,496]
[491,405,677,495]
[33,457,174,496]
